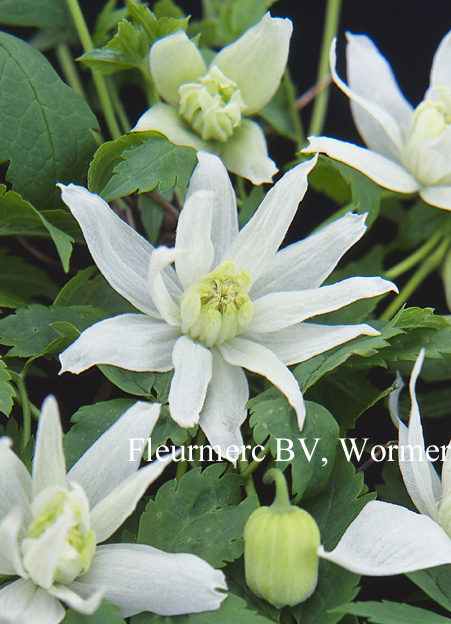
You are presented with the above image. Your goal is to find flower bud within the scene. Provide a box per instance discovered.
[244,469,320,608]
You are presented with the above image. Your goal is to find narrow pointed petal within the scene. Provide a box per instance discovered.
[398,350,442,520]
[169,336,212,428]
[132,103,209,151]
[70,543,227,617]
[251,212,367,298]
[428,30,451,92]
[49,583,104,616]
[219,119,277,184]
[303,136,420,193]
[319,500,451,575]
[251,277,397,333]
[90,454,173,543]
[148,247,183,326]
[33,396,66,498]
[149,30,207,107]
[420,185,451,210]
[247,321,379,366]
[330,38,405,152]
[60,314,178,375]
[345,33,413,158]
[0,510,27,576]
[175,190,215,290]
[0,579,65,624]
[226,157,317,280]
[58,184,169,318]
[0,437,32,527]
[199,348,248,457]
[219,337,306,429]
[185,151,238,266]
[68,402,161,508]
[214,13,292,115]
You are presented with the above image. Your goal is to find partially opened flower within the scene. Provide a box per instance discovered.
[132,13,292,184]
[303,31,451,210]
[0,397,226,623]
[320,349,451,576]
[58,151,396,456]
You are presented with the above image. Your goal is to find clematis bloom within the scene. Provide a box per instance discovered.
[320,349,451,575]
[0,397,226,623]
[132,13,292,184]
[303,31,451,210]
[58,151,396,456]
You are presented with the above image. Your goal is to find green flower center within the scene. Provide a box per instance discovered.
[178,65,246,142]
[180,260,254,347]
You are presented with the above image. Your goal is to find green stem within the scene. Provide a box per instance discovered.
[108,77,131,134]
[380,237,450,321]
[383,230,444,281]
[284,68,304,149]
[239,458,258,498]
[240,440,271,479]
[236,175,247,202]
[56,43,87,99]
[15,374,32,452]
[308,0,343,136]
[263,468,292,511]
[65,0,122,139]
[10,377,40,422]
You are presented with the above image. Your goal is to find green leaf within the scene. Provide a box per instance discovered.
[138,464,258,568]
[137,193,166,245]
[0,32,97,210]
[331,159,383,227]
[0,304,106,360]
[238,186,264,229]
[307,158,352,206]
[248,395,339,501]
[88,131,197,201]
[145,405,190,455]
[153,0,186,19]
[63,600,126,624]
[0,357,15,417]
[126,1,189,42]
[259,75,299,143]
[331,600,451,624]
[0,0,68,28]
[98,364,156,397]
[396,198,451,251]
[0,248,58,308]
[407,566,451,613]
[54,266,136,315]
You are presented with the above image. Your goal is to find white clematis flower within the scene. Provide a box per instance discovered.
[132,13,292,185]
[0,397,227,623]
[58,151,396,456]
[320,349,451,576]
[303,31,451,211]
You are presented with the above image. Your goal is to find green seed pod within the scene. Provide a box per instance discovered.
[244,469,320,608]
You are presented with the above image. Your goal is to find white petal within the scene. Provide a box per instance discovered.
[219,119,277,185]
[319,500,451,575]
[0,437,32,528]
[175,190,215,290]
[70,543,227,617]
[132,102,210,151]
[90,454,173,543]
[251,212,367,298]
[0,510,27,576]
[150,30,207,107]
[331,37,406,153]
[33,396,66,499]
[148,247,183,326]
[169,336,213,428]
[251,276,397,333]
[219,337,305,429]
[428,30,451,92]
[185,151,238,267]
[0,579,65,624]
[68,402,161,508]
[59,314,178,374]
[345,33,413,159]
[303,136,420,193]
[214,13,292,115]
[199,348,248,458]
[49,583,104,615]
[247,321,379,366]
[413,125,451,186]
[58,184,168,318]
[420,185,451,210]
[226,157,317,281]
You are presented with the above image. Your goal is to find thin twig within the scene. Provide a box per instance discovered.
[356,441,398,472]
[17,237,78,274]
[147,191,180,222]
[296,74,332,111]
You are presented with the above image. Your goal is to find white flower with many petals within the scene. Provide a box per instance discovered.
[58,152,396,456]
[0,397,226,623]
[303,31,451,210]
[132,13,292,185]
[320,349,451,576]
